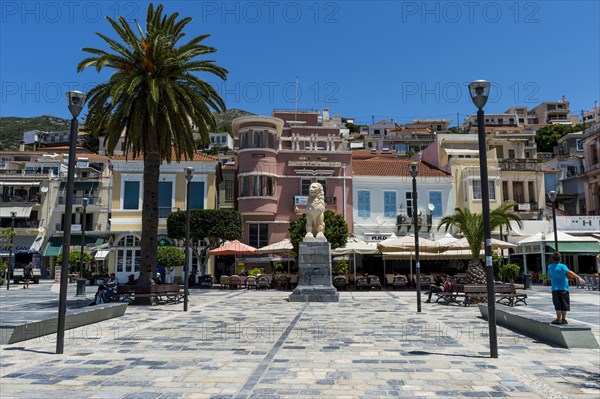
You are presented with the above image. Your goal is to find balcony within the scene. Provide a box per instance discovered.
[0,220,40,229]
[0,194,40,204]
[58,196,100,206]
[499,159,541,172]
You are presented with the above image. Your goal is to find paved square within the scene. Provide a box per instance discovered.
[1,283,599,398]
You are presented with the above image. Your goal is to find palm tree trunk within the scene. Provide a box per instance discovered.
[139,152,160,289]
[467,259,487,285]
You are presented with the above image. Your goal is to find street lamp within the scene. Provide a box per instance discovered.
[57,90,86,354]
[6,212,16,290]
[409,162,422,313]
[184,167,194,312]
[548,191,559,252]
[469,79,498,358]
[76,197,89,296]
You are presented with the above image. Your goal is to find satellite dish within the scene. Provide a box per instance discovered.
[38,226,45,233]
[428,203,435,212]
[40,186,49,193]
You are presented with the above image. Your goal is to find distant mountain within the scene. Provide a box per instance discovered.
[0,109,255,152]
[213,108,255,133]
[0,115,71,151]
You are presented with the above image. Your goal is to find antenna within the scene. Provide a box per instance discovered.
[295,76,298,123]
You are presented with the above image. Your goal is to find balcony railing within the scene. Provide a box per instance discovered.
[0,220,40,229]
[58,196,100,205]
[0,194,40,203]
[499,159,541,171]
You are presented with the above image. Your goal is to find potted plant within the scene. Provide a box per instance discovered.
[333,258,349,276]
[248,267,263,277]
[498,263,520,284]
[157,246,185,283]
[538,273,550,285]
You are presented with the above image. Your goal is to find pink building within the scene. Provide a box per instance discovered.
[232,110,353,248]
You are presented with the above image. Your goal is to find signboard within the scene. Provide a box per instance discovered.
[556,215,600,232]
[518,203,530,211]
[158,234,176,247]
[364,233,393,242]
[288,161,342,167]
[294,196,308,205]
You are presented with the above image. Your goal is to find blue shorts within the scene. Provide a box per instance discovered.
[552,290,570,311]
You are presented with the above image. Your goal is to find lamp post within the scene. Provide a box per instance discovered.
[76,197,89,296]
[57,90,86,354]
[469,79,498,358]
[409,162,421,313]
[184,167,194,312]
[548,191,559,253]
[6,212,16,290]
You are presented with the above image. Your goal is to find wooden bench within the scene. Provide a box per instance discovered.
[463,284,527,307]
[115,283,183,305]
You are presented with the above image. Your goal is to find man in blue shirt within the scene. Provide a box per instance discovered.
[547,252,585,325]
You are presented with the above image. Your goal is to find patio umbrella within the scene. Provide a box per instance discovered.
[256,238,295,256]
[331,238,379,282]
[209,241,257,275]
[378,234,446,253]
[208,240,256,256]
[446,237,516,251]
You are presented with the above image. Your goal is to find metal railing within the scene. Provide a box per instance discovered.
[58,196,100,205]
[499,159,541,171]
[0,195,40,203]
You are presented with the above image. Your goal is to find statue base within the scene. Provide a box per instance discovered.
[289,241,339,303]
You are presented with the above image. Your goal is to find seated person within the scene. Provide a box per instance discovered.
[425,275,452,303]
[90,274,110,305]
[101,273,118,303]
[126,274,136,285]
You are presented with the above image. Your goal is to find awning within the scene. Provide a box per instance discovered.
[59,182,98,190]
[94,250,110,260]
[43,236,106,257]
[0,206,33,218]
[546,241,600,254]
[30,234,45,253]
[0,182,40,187]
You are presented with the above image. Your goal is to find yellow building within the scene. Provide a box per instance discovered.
[108,152,220,283]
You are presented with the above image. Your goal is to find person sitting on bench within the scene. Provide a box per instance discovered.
[101,273,118,303]
[425,275,452,303]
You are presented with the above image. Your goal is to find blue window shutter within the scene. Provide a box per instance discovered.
[158,182,173,217]
[190,182,204,209]
[123,181,140,210]
[384,192,396,217]
[428,191,443,217]
[358,191,370,217]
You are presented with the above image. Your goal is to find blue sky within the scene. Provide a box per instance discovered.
[1,1,599,126]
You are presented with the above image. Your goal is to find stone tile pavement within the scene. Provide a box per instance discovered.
[0,282,598,398]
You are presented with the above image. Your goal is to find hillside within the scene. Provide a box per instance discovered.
[0,115,71,151]
[0,109,255,152]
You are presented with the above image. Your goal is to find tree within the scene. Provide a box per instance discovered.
[288,210,348,254]
[79,4,228,288]
[437,201,523,284]
[56,251,93,274]
[167,209,242,275]
[345,122,360,133]
[535,124,582,153]
[157,246,184,282]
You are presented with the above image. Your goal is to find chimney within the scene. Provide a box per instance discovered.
[595,100,598,108]
[561,95,566,102]
[322,108,330,121]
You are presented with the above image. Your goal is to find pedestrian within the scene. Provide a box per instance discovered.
[89,274,109,306]
[101,273,118,303]
[23,263,33,289]
[548,252,586,325]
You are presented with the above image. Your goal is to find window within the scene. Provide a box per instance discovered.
[406,192,414,218]
[249,224,268,248]
[189,182,205,209]
[239,176,275,197]
[473,180,496,200]
[123,181,140,210]
[357,190,371,217]
[301,179,326,197]
[253,130,264,148]
[115,235,141,278]
[225,180,234,202]
[240,132,249,149]
[576,139,583,152]
[383,191,396,217]
[436,124,442,131]
[508,149,515,159]
[428,191,442,217]
[374,129,381,135]
[158,182,173,218]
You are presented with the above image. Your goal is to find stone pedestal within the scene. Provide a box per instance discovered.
[289,240,339,302]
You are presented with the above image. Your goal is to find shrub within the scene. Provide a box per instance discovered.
[248,267,263,277]
[333,258,349,275]
[273,262,285,274]
[499,263,521,282]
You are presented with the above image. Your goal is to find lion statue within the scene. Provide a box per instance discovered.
[305,182,326,240]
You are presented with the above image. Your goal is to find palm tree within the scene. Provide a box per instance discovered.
[78,3,227,288]
[438,201,523,284]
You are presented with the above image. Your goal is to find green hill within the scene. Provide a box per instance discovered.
[0,115,71,151]
[213,108,255,133]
